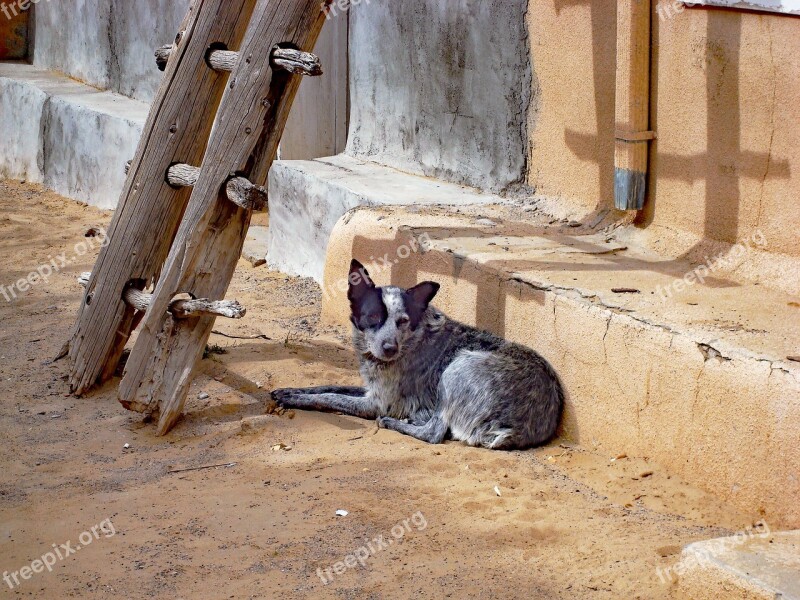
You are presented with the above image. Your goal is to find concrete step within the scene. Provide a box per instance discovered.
[266,154,508,282]
[317,203,800,528]
[0,62,147,208]
[677,530,800,599]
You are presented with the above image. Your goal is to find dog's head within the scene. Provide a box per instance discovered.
[347,259,440,363]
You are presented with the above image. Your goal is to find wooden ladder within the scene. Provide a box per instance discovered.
[67,0,332,435]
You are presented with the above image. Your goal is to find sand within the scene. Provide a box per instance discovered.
[0,180,762,599]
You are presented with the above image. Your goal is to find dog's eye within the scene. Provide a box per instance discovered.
[396,315,410,326]
[366,314,383,327]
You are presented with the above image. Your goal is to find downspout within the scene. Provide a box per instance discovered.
[614,0,656,211]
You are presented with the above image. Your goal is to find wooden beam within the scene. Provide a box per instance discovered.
[225,176,268,211]
[614,0,652,211]
[66,0,258,394]
[157,45,322,76]
[78,273,246,319]
[166,163,201,188]
[119,0,331,435]
[207,49,239,72]
[271,47,323,76]
[167,166,267,211]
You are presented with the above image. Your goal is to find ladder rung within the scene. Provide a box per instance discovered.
[271,47,323,76]
[78,275,246,319]
[226,176,268,212]
[166,163,201,188]
[207,49,239,72]
[155,44,173,71]
[156,45,238,72]
[165,165,267,212]
[155,44,322,77]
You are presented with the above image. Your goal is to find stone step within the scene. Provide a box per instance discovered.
[317,202,800,528]
[266,154,508,283]
[0,62,148,209]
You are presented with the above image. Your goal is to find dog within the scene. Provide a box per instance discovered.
[272,260,564,450]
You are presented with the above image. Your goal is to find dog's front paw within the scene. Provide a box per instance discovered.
[376,416,393,429]
[271,388,299,406]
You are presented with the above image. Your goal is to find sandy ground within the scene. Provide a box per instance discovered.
[0,180,765,599]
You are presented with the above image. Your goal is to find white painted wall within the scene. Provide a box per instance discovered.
[30,0,348,158]
[33,0,189,103]
[345,0,532,192]
[280,13,349,160]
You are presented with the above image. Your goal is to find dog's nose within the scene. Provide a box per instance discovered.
[382,342,398,357]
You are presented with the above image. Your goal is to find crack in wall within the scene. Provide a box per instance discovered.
[425,240,797,376]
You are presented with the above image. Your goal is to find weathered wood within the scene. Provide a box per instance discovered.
[168,167,268,209]
[119,0,331,435]
[155,44,173,71]
[225,177,268,211]
[79,272,245,318]
[271,47,323,76]
[67,0,258,394]
[170,298,247,319]
[614,0,652,211]
[168,166,267,209]
[167,163,201,188]
[159,46,239,72]
[158,45,322,76]
[207,49,239,72]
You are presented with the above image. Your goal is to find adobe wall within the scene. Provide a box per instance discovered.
[527,2,800,257]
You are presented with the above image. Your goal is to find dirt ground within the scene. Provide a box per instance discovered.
[0,180,764,599]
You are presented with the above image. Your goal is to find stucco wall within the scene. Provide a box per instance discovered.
[33,0,189,103]
[644,7,800,256]
[526,2,800,257]
[346,0,532,192]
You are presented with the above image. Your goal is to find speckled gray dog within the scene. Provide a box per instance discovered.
[272,260,564,450]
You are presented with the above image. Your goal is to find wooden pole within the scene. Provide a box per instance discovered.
[119,0,331,435]
[66,0,258,394]
[614,0,654,211]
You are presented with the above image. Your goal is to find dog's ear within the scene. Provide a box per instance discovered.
[347,259,375,303]
[406,281,440,309]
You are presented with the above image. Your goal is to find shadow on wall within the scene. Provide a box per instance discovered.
[554,2,789,243]
[331,3,795,347]
[345,221,740,340]
[643,7,790,250]
[555,0,618,212]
